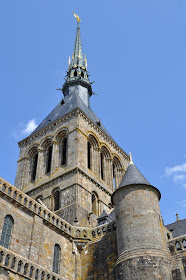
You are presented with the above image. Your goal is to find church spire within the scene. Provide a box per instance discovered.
[62,13,93,97]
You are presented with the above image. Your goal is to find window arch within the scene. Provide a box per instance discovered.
[53,189,60,211]
[46,145,53,174]
[0,215,14,249]
[28,146,39,182]
[53,244,61,274]
[92,192,99,216]
[113,156,123,190]
[56,130,68,166]
[100,146,111,181]
[87,134,99,171]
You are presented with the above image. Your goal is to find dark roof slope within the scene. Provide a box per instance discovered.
[32,89,112,138]
[166,219,186,238]
[119,163,151,189]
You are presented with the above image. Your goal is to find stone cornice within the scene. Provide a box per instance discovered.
[18,107,129,162]
[25,166,112,196]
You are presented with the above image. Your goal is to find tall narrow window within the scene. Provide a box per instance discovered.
[113,164,116,190]
[54,190,60,211]
[46,146,52,174]
[53,244,61,274]
[87,141,91,169]
[0,215,14,249]
[61,138,67,165]
[100,153,104,180]
[31,153,38,181]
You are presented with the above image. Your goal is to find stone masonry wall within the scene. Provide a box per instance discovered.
[81,231,117,280]
[0,195,75,279]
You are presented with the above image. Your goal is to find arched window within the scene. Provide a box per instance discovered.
[87,141,91,170]
[46,145,52,174]
[0,215,14,248]
[100,152,104,180]
[61,137,67,165]
[92,192,98,216]
[81,71,84,77]
[53,244,61,274]
[113,163,116,189]
[31,153,38,181]
[54,190,60,211]
[74,70,77,77]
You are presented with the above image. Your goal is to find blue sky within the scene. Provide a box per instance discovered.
[0,0,186,225]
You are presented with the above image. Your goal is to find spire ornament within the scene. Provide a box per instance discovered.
[73,12,81,22]
[129,153,134,165]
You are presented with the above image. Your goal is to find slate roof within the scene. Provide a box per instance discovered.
[166,219,186,238]
[118,163,152,189]
[32,87,112,138]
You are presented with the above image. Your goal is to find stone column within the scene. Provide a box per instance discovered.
[51,140,59,174]
[36,149,45,181]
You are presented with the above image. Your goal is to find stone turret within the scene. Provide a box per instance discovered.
[112,158,172,280]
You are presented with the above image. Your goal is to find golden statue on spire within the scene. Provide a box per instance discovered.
[73,12,81,22]
[129,152,134,164]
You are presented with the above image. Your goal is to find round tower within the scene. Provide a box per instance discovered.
[112,158,172,280]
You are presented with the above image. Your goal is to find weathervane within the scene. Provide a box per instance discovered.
[73,12,81,22]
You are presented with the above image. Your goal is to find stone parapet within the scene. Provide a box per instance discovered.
[0,245,62,280]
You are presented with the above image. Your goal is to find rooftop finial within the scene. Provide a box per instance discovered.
[176,213,180,221]
[129,153,134,165]
[73,12,81,22]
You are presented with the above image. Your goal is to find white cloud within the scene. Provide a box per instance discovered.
[165,163,186,176]
[173,174,186,183]
[21,119,37,135]
[13,119,38,139]
[164,161,186,190]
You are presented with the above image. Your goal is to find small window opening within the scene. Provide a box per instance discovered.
[87,142,91,169]
[54,190,60,211]
[74,70,77,77]
[100,153,104,180]
[61,138,67,165]
[46,145,52,174]
[53,244,61,274]
[167,233,171,240]
[81,71,84,77]
[31,153,38,181]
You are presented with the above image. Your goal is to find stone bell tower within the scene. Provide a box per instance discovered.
[14,16,129,227]
[112,157,172,280]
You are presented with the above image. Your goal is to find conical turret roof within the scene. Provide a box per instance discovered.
[118,162,151,189]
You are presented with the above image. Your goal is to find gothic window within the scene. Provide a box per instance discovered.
[74,70,77,77]
[113,163,116,189]
[0,215,14,249]
[92,192,98,216]
[53,189,60,211]
[31,153,38,181]
[87,141,91,169]
[112,156,123,190]
[53,244,61,274]
[46,145,53,174]
[81,71,84,77]
[87,134,99,173]
[100,152,104,180]
[61,137,67,165]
